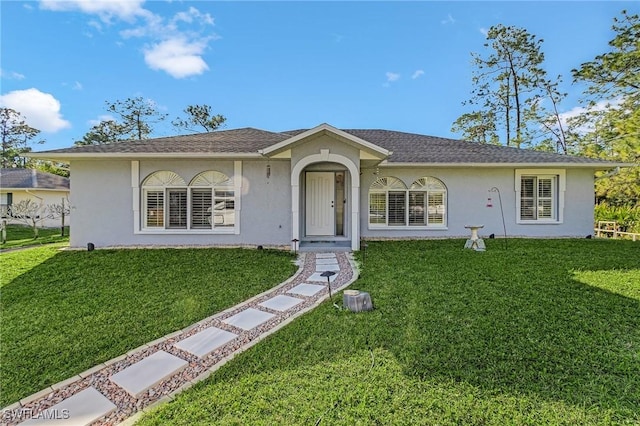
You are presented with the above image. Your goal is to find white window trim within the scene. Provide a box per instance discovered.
[134,167,239,235]
[515,169,566,224]
[368,176,448,230]
[140,186,236,233]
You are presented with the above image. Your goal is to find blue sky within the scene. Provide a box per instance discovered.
[1,1,636,151]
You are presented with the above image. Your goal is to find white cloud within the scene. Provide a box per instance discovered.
[557,98,623,134]
[73,81,83,90]
[382,72,400,87]
[0,69,26,80]
[87,20,103,32]
[39,0,148,23]
[144,37,209,78]
[172,7,214,26]
[386,72,400,82]
[40,1,216,78]
[0,88,71,132]
[479,27,489,36]
[88,114,116,126]
[412,70,425,79]
[441,14,455,25]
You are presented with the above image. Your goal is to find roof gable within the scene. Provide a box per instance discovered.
[259,123,391,159]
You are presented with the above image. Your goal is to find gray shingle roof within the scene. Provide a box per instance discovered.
[340,129,608,164]
[33,127,614,165]
[41,128,289,154]
[1,168,70,190]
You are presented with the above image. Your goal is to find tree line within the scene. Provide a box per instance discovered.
[452,10,639,207]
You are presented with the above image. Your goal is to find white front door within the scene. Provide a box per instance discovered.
[305,172,335,236]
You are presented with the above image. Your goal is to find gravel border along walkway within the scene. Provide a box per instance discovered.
[3,251,358,426]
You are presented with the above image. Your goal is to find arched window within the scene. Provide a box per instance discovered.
[409,177,447,226]
[368,176,447,227]
[141,170,235,231]
[142,171,187,229]
[189,171,234,229]
[368,177,407,226]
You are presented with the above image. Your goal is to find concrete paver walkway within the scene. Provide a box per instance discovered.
[2,251,357,426]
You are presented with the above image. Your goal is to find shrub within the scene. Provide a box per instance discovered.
[595,203,640,233]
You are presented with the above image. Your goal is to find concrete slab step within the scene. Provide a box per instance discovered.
[20,387,116,426]
[315,263,340,272]
[287,283,325,297]
[315,253,338,259]
[110,351,188,398]
[258,295,304,312]
[222,308,275,331]
[306,272,338,283]
[174,327,238,358]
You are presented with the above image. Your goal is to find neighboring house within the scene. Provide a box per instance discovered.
[28,123,626,250]
[0,168,71,228]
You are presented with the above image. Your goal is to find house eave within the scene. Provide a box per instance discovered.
[26,152,264,162]
[376,161,634,170]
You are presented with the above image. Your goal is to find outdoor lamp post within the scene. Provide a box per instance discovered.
[320,270,336,300]
[291,238,299,255]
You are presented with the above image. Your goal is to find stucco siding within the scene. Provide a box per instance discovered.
[69,159,291,248]
[70,157,597,249]
[360,167,596,239]
[290,134,361,167]
[70,160,132,247]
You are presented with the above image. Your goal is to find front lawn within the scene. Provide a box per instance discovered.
[0,246,296,407]
[138,239,640,425]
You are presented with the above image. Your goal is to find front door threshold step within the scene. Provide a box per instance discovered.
[222,308,276,331]
[110,351,188,398]
[174,327,238,358]
[315,253,338,259]
[21,387,116,426]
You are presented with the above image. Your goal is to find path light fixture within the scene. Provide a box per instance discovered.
[320,270,336,300]
[291,238,299,255]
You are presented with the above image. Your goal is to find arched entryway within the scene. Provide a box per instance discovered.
[291,150,360,250]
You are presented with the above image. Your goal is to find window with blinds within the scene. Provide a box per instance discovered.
[369,176,447,228]
[145,190,164,227]
[167,189,187,228]
[520,175,556,221]
[191,189,213,229]
[141,170,236,232]
[369,192,386,225]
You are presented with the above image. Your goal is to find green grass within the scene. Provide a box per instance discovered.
[0,246,296,406]
[0,224,70,249]
[136,239,640,425]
